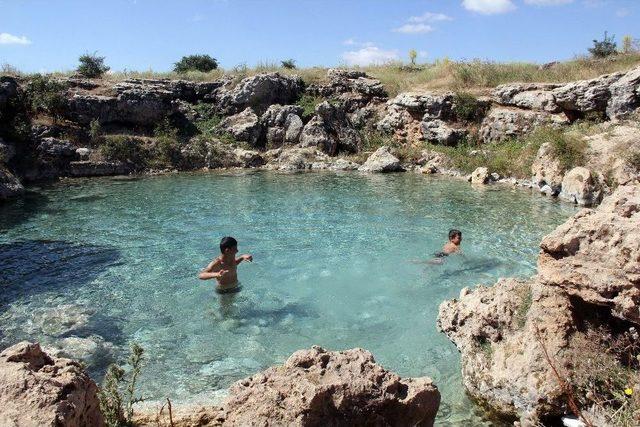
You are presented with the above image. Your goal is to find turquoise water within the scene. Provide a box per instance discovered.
[0,171,576,424]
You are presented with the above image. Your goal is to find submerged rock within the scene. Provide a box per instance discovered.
[358,146,403,173]
[0,341,104,427]
[137,346,440,427]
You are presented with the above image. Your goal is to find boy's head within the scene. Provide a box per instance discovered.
[448,229,462,245]
[220,236,238,255]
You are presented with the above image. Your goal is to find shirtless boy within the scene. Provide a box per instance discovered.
[429,229,462,264]
[198,236,253,293]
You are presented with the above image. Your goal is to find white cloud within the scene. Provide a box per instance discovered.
[462,0,516,14]
[341,46,399,66]
[408,12,453,23]
[524,0,573,4]
[0,32,31,45]
[393,23,434,34]
[343,39,374,47]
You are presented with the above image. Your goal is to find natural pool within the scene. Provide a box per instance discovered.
[0,171,577,424]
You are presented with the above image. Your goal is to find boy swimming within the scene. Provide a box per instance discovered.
[198,236,253,294]
[429,229,462,264]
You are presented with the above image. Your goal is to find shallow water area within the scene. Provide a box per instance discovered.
[0,171,577,424]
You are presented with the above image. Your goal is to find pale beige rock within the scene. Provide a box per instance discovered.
[493,83,562,113]
[531,142,564,190]
[584,124,640,187]
[479,107,568,143]
[219,107,261,146]
[558,166,603,206]
[539,184,640,323]
[470,166,489,184]
[0,341,104,427]
[137,347,440,427]
[358,146,403,173]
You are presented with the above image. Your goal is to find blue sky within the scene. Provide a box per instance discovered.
[0,0,638,72]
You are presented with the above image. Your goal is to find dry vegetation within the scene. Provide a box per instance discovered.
[3,54,640,96]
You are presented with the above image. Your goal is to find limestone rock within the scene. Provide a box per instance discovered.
[0,167,24,200]
[216,73,304,115]
[531,142,564,190]
[558,166,603,206]
[539,184,640,323]
[358,146,403,173]
[606,65,640,119]
[421,119,467,145]
[38,137,76,158]
[584,124,640,186]
[219,108,261,146]
[553,72,623,115]
[470,166,490,184]
[493,83,561,113]
[260,104,304,147]
[479,107,568,143]
[306,69,387,113]
[232,148,265,168]
[299,101,361,155]
[264,147,318,171]
[438,279,572,421]
[0,341,104,427]
[139,346,439,427]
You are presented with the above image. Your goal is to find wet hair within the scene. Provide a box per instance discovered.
[220,236,238,253]
[448,229,462,241]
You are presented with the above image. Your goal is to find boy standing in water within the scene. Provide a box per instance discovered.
[198,236,252,294]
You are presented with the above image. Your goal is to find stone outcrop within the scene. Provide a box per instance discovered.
[470,166,490,184]
[421,119,467,145]
[584,124,640,186]
[438,185,640,423]
[306,69,387,113]
[552,72,624,116]
[479,107,568,143]
[0,166,24,199]
[260,104,304,148]
[181,139,264,169]
[493,83,562,113]
[0,341,104,427]
[358,146,403,173]
[218,107,261,146]
[299,101,361,155]
[216,73,304,115]
[137,346,440,427]
[539,184,640,323]
[557,166,603,206]
[607,66,640,119]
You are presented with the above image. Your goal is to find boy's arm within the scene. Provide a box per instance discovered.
[236,254,253,265]
[198,258,226,280]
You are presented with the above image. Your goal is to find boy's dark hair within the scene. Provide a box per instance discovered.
[448,229,462,240]
[220,236,238,253]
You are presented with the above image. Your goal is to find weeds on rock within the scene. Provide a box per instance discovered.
[100,135,146,166]
[296,94,324,119]
[98,343,145,427]
[548,129,588,172]
[25,74,68,121]
[453,92,487,123]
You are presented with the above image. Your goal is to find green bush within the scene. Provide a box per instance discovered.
[589,32,618,58]
[26,74,68,120]
[295,94,324,119]
[453,92,486,122]
[174,54,218,73]
[151,119,182,167]
[77,53,110,78]
[98,343,144,427]
[100,135,146,165]
[281,59,296,69]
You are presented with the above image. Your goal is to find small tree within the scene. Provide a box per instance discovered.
[408,49,417,66]
[77,52,110,78]
[173,54,218,73]
[281,59,296,69]
[589,32,617,58]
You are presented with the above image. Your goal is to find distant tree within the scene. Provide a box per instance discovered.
[77,52,110,78]
[589,32,617,58]
[281,59,296,69]
[409,49,417,66]
[173,54,218,73]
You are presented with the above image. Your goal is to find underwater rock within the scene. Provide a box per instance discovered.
[0,341,104,427]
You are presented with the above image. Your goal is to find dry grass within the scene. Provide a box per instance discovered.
[3,54,639,96]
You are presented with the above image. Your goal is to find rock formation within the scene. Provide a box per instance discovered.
[358,146,403,173]
[135,346,441,427]
[0,341,104,427]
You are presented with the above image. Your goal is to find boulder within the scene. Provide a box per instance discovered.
[260,104,305,147]
[558,166,603,206]
[219,107,262,146]
[264,147,318,171]
[139,346,440,427]
[470,166,490,184]
[216,73,304,115]
[584,124,640,186]
[38,137,76,158]
[0,341,104,427]
[358,146,403,173]
[553,72,623,115]
[540,184,640,324]
[421,119,467,145]
[492,83,561,113]
[479,107,568,143]
[0,167,24,200]
[606,65,640,119]
[181,139,263,170]
[306,69,387,113]
[531,142,564,191]
[299,101,361,155]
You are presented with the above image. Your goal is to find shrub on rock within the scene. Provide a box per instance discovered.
[77,52,110,79]
[173,54,218,73]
